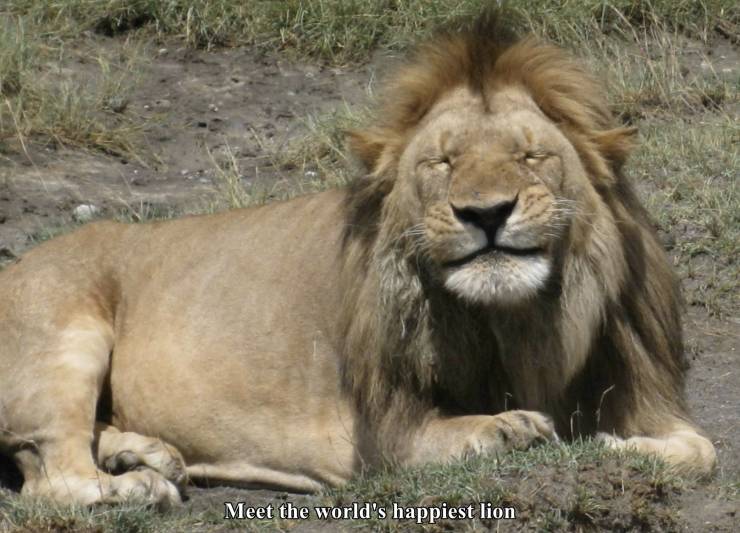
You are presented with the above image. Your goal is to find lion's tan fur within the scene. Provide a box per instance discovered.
[0,14,714,506]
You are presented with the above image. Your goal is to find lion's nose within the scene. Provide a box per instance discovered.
[451,196,518,240]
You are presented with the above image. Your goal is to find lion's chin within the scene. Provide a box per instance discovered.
[443,254,551,304]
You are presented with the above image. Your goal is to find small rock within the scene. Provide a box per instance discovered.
[106,96,128,113]
[305,170,319,179]
[72,204,100,222]
[158,48,168,55]
[658,231,676,250]
[180,169,189,176]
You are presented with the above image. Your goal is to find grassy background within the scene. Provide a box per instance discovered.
[0,0,738,530]
[3,0,738,55]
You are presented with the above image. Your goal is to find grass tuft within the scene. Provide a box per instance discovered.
[634,116,739,315]
[0,18,149,159]
[0,16,36,97]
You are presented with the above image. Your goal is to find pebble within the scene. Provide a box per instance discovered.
[107,96,129,113]
[72,204,100,222]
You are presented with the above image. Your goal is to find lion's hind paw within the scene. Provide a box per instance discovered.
[103,469,182,510]
[97,427,187,490]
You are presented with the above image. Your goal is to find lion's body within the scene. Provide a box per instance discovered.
[0,14,715,507]
[0,191,360,495]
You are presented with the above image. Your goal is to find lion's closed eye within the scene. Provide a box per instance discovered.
[523,150,551,165]
[419,157,452,173]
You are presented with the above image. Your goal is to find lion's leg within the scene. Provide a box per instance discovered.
[95,423,187,489]
[406,410,556,465]
[598,422,716,475]
[18,440,182,508]
[8,316,181,507]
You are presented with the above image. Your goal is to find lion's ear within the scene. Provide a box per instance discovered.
[347,128,389,171]
[593,126,638,171]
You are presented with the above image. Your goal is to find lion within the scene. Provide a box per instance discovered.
[0,15,715,508]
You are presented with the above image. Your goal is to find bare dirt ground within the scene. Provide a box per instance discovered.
[0,36,378,251]
[0,33,738,531]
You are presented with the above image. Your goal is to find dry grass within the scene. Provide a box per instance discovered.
[4,0,738,57]
[636,117,739,314]
[0,14,150,160]
[272,103,369,184]
[1,0,736,158]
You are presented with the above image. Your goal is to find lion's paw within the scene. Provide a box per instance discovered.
[105,469,182,510]
[595,432,625,449]
[23,469,182,509]
[468,410,557,456]
[99,431,187,489]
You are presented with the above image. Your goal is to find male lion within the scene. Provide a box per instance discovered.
[0,16,715,507]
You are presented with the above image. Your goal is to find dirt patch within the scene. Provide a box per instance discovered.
[1,34,386,256]
[684,310,740,477]
[492,461,684,531]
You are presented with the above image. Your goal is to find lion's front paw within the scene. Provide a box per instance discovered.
[466,410,557,457]
[595,431,623,449]
[410,411,558,465]
[595,429,716,476]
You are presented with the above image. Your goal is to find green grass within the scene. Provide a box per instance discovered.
[0,440,699,532]
[0,495,212,533]
[322,439,688,529]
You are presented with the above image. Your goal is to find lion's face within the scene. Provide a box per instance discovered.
[394,87,592,304]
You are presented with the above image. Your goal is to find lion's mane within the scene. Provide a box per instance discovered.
[339,16,687,462]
